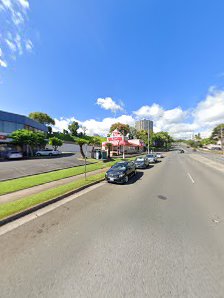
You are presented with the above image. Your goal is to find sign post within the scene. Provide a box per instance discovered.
[84,143,87,180]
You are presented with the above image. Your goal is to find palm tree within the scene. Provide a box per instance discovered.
[73,137,89,159]
[105,142,113,158]
[89,137,101,158]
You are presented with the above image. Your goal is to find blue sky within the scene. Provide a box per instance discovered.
[1,0,224,138]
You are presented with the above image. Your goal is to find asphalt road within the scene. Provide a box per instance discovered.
[0,154,90,181]
[1,151,224,297]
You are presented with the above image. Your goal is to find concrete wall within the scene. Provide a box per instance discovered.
[47,142,100,158]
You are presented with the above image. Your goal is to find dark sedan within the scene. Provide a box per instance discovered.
[134,156,149,169]
[105,161,136,184]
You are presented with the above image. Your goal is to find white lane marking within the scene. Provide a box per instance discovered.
[187,172,195,184]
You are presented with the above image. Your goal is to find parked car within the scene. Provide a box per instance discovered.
[105,161,136,184]
[134,156,149,169]
[35,149,62,156]
[146,154,158,163]
[156,152,164,158]
[6,151,23,160]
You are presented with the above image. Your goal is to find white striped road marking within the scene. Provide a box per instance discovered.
[187,173,195,184]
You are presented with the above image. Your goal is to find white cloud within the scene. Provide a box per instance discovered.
[0,0,32,68]
[53,115,135,136]
[0,58,7,67]
[14,33,23,55]
[25,39,32,51]
[18,0,29,9]
[193,89,224,125]
[134,103,163,118]
[50,87,224,139]
[53,117,80,132]
[96,97,124,112]
[5,39,17,52]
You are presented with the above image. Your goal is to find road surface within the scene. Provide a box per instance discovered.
[1,151,224,297]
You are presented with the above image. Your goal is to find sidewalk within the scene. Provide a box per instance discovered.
[0,168,108,205]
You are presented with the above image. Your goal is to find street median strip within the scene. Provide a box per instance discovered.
[0,161,114,196]
[0,157,138,196]
[0,172,105,223]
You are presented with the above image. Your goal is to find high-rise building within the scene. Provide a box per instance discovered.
[135,119,153,132]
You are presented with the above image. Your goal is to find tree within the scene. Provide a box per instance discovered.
[68,121,79,136]
[89,136,101,158]
[73,136,90,159]
[29,112,55,126]
[10,129,47,156]
[105,142,113,158]
[109,122,130,136]
[128,127,138,139]
[63,129,69,135]
[49,137,63,150]
[211,124,224,141]
[152,132,173,149]
[136,130,149,146]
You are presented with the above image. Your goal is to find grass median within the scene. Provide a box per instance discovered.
[0,156,140,196]
[0,160,116,196]
[0,172,105,220]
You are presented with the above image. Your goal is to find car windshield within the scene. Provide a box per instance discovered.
[136,158,144,161]
[147,155,154,158]
[111,163,127,171]
[10,151,20,154]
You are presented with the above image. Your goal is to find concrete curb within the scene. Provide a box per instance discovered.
[0,178,105,227]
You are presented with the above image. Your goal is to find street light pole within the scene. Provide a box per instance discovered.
[147,120,150,154]
[84,143,87,180]
[221,124,223,155]
[123,131,125,159]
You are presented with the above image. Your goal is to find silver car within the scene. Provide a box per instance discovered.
[146,154,158,163]
[6,151,23,160]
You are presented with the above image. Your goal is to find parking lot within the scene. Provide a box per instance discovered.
[0,154,92,181]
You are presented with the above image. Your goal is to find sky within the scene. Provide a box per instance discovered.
[1,0,224,138]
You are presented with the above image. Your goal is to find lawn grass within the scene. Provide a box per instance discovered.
[0,155,140,196]
[0,172,105,220]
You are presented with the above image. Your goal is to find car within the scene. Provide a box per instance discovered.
[35,149,62,156]
[105,161,136,184]
[146,153,158,163]
[134,156,149,169]
[6,151,23,160]
[156,152,164,158]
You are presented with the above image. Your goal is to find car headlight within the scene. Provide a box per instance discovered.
[119,173,125,178]
[105,173,108,177]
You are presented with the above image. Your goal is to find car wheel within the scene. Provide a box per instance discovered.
[124,175,129,183]
[49,153,53,156]
[36,153,41,156]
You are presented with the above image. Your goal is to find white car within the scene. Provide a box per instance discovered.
[6,151,23,160]
[156,153,164,158]
[35,149,61,156]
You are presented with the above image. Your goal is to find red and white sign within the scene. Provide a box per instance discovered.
[108,136,122,141]
[0,135,7,140]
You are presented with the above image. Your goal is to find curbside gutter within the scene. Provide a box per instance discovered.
[0,178,105,227]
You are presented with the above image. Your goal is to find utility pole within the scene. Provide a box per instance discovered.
[123,130,125,159]
[84,143,87,180]
[221,124,224,154]
[147,120,150,154]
